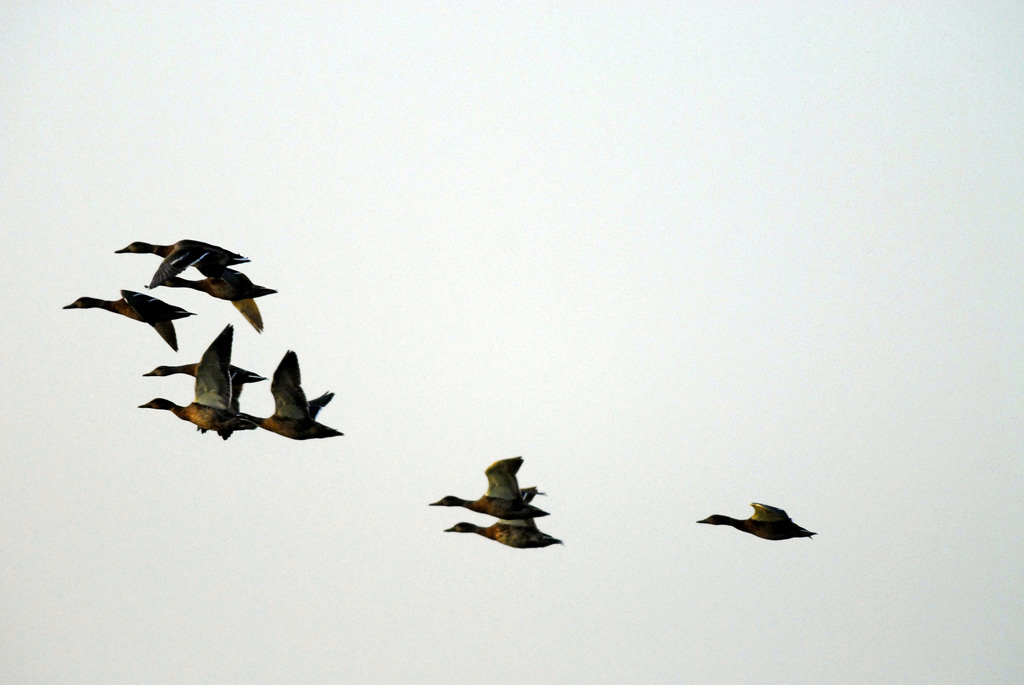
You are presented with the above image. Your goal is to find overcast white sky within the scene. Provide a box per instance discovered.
[3,4,1023,683]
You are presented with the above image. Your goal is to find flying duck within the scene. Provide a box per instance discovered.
[697,503,816,541]
[158,268,276,332]
[430,457,549,520]
[63,289,194,351]
[115,239,249,289]
[444,517,563,549]
[242,350,342,440]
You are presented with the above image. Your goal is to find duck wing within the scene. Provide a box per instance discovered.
[231,298,264,332]
[152,321,179,351]
[149,247,214,289]
[271,351,310,420]
[194,325,234,409]
[484,457,524,501]
[750,503,792,523]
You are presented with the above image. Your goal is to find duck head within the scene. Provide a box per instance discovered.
[430,496,469,508]
[143,365,177,377]
[115,241,157,254]
[697,515,731,526]
[63,297,106,309]
[138,398,179,411]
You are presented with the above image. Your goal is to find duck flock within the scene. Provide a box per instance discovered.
[64,239,816,550]
[63,239,342,442]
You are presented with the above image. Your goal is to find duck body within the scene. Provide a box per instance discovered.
[63,290,194,350]
[697,503,816,541]
[161,268,275,301]
[138,324,255,439]
[115,239,249,289]
[246,351,342,440]
[160,269,275,332]
[445,519,562,549]
[245,414,342,440]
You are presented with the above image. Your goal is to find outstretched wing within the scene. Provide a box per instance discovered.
[750,503,791,523]
[194,325,234,410]
[232,298,264,333]
[152,321,179,351]
[271,351,310,420]
[484,457,524,501]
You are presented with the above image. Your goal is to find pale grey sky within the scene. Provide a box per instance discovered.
[2,4,1023,683]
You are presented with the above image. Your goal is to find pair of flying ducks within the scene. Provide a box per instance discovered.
[431,457,562,549]
[64,239,277,349]
[140,324,342,441]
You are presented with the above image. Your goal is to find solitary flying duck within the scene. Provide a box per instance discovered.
[697,503,816,541]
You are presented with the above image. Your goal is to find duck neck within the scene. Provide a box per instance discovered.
[718,516,748,531]
[165,364,198,376]
[477,524,500,541]
[160,277,201,291]
[80,297,120,312]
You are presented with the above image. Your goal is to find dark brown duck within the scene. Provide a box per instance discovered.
[242,350,342,440]
[63,289,194,351]
[444,518,562,549]
[159,268,276,332]
[697,503,816,541]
